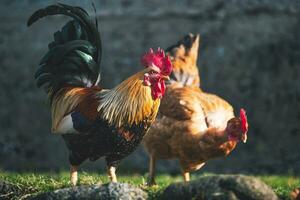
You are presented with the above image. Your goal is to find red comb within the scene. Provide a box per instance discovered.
[240,108,248,133]
[141,48,172,76]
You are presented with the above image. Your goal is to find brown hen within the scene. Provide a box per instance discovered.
[143,34,248,185]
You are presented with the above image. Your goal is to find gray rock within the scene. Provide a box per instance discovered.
[30,182,147,200]
[162,175,279,200]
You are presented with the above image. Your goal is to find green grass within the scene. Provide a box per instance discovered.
[259,176,300,200]
[0,171,299,200]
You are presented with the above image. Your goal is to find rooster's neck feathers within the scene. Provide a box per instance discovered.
[51,88,86,132]
[97,71,160,128]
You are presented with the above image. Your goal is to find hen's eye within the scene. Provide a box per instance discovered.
[231,122,239,129]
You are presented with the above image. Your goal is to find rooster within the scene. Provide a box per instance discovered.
[27,3,172,185]
[143,34,248,185]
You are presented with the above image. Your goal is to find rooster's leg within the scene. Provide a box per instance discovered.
[182,171,190,182]
[147,155,156,186]
[107,166,118,182]
[70,165,78,186]
[180,161,191,182]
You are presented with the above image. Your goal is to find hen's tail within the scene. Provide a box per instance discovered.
[27,3,101,102]
[166,33,200,87]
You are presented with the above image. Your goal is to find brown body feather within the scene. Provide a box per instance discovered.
[75,86,102,121]
[51,86,101,132]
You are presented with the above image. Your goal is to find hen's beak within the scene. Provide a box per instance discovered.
[161,75,170,81]
[241,133,247,143]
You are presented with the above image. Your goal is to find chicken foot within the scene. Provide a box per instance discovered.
[181,162,205,182]
[70,165,78,186]
[182,171,191,182]
[107,166,118,182]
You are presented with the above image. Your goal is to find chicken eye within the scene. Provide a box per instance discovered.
[149,70,157,75]
[230,121,239,130]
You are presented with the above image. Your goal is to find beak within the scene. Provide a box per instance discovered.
[241,133,247,143]
[161,75,170,81]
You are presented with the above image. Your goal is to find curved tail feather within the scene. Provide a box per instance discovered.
[27,3,102,102]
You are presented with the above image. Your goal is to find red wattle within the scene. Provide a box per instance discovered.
[151,80,166,100]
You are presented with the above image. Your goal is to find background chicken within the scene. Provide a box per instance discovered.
[166,34,200,87]
[143,34,248,185]
[28,3,172,185]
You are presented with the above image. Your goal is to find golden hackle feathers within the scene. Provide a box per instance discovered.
[50,69,161,132]
[51,88,85,132]
[97,70,160,128]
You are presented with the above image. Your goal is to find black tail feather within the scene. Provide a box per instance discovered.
[28,3,102,102]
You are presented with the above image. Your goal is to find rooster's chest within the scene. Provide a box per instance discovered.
[62,118,151,161]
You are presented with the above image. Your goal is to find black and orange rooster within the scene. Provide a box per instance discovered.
[27,4,172,185]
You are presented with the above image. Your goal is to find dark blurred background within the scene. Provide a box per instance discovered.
[0,0,300,175]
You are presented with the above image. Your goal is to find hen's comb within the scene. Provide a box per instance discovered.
[141,48,172,76]
[240,108,248,133]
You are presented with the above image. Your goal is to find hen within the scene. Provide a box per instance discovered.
[143,34,248,185]
[28,4,172,185]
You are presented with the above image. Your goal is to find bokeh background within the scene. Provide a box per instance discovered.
[0,0,299,175]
